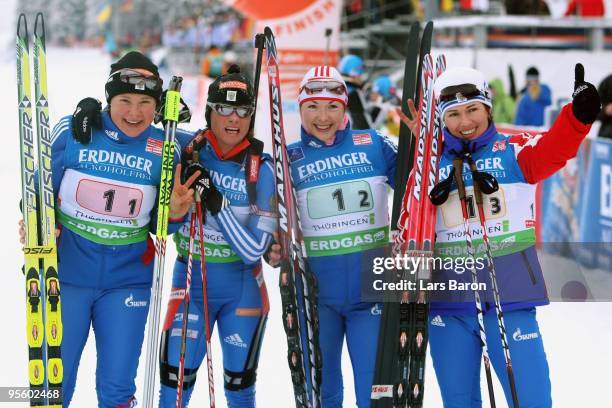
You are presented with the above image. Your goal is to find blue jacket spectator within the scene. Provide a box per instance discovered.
[514,66,552,126]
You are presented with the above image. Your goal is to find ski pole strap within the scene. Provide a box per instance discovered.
[245,138,263,207]
[467,157,484,205]
[453,158,466,199]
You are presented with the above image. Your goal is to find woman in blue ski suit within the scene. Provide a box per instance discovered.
[418,65,601,408]
[157,65,277,408]
[280,66,398,407]
[19,52,198,407]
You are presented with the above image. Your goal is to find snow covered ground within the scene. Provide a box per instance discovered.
[1,12,612,408]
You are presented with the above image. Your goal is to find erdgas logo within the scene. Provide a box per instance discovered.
[124,293,147,308]
[512,327,539,342]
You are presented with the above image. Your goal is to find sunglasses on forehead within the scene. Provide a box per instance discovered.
[439,84,484,103]
[112,68,163,91]
[300,80,347,96]
[207,102,254,118]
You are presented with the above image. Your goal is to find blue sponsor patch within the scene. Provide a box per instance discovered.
[288,146,305,162]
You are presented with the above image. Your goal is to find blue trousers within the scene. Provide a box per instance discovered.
[158,260,268,408]
[429,308,552,408]
[61,283,149,407]
[319,302,381,408]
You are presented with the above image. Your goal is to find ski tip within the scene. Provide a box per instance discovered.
[17,13,28,39]
[264,26,273,36]
[34,13,45,39]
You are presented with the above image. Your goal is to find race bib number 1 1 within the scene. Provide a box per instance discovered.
[76,179,143,218]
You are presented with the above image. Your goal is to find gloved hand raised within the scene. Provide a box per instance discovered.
[183,162,227,216]
[154,89,192,126]
[572,63,601,125]
[71,97,102,144]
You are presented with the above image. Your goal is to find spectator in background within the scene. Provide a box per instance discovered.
[514,66,552,127]
[564,0,605,16]
[594,74,612,139]
[338,54,372,129]
[201,45,224,78]
[489,78,516,124]
[368,75,401,136]
[345,0,364,30]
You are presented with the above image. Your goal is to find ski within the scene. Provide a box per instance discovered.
[142,76,183,408]
[371,21,434,408]
[18,12,63,407]
[372,21,420,407]
[263,26,322,408]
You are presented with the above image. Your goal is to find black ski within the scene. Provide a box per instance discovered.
[371,21,434,408]
[263,27,322,408]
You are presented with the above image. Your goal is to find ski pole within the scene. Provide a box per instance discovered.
[195,157,216,408]
[467,155,519,408]
[175,200,197,408]
[453,158,497,408]
[143,76,183,408]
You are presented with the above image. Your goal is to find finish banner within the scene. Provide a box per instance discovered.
[229,0,343,143]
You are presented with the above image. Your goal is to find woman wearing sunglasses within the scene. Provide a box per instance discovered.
[280,66,400,407]
[406,65,599,408]
[158,65,277,407]
[19,51,198,407]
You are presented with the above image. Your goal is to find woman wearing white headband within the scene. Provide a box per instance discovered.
[402,64,600,408]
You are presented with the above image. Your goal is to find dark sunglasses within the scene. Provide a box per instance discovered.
[207,102,254,118]
[112,68,163,92]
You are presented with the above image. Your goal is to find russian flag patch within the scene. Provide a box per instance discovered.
[352,133,372,145]
[146,138,163,156]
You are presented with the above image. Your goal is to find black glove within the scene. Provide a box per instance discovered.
[71,97,102,144]
[572,63,601,125]
[154,89,192,126]
[263,237,280,267]
[183,162,226,215]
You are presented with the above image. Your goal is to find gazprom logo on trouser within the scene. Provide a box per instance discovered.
[124,293,147,308]
[512,327,539,341]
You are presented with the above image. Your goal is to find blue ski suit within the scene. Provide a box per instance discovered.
[158,129,277,408]
[287,123,397,407]
[429,104,590,407]
[50,112,182,407]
